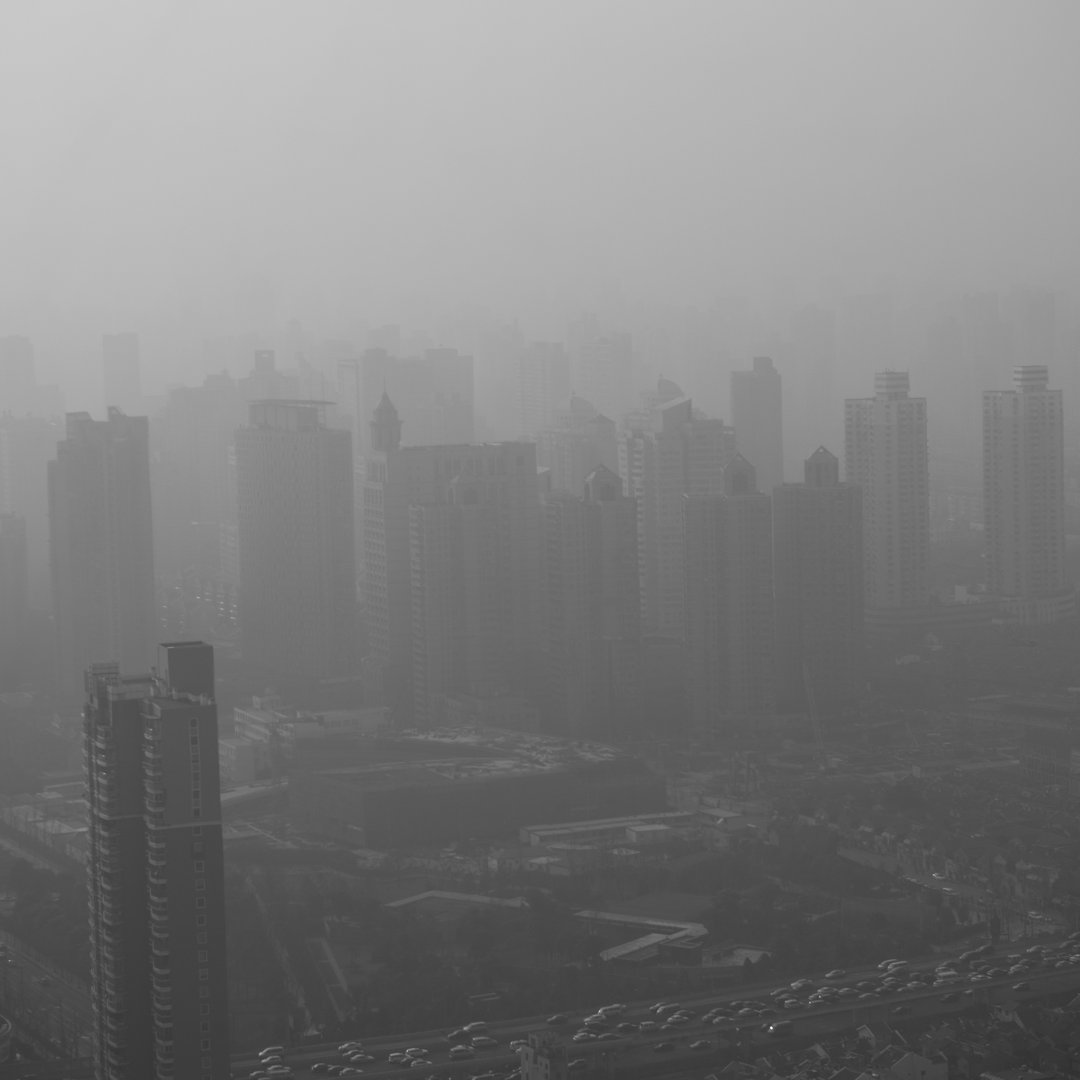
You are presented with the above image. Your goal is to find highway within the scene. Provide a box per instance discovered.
[232,938,1080,1080]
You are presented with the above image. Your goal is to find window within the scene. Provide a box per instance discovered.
[196,897,206,909]
[198,950,209,962]
[193,860,205,872]
[200,1021,210,1034]
[197,932,207,945]
[193,826,202,836]
[196,914,207,927]
[200,1039,211,1051]
[193,841,204,854]
[199,1003,210,1016]
[192,808,201,818]
[196,878,206,891]
[199,985,209,998]
[198,968,209,981]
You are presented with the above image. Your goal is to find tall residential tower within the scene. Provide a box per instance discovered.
[731,356,784,494]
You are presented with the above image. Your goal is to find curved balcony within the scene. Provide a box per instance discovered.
[150,923,169,945]
[152,993,173,1014]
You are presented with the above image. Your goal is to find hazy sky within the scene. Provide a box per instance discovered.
[2,0,1079,388]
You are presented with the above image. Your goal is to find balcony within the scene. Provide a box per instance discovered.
[150,924,169,947]
[148,866,167,886]
[151,957,170,977]
[150,908,169,927]
[153,1016,174,1039]
[152,994,173,1014]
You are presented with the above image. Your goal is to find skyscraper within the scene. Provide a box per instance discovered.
[0,513,28,691]
[542,466,641,739]
[235,400,356,686]
[519,342,571,438]
[773,448,864,713]
[983,365,1072,622]
[363,394,542,723]
[84,641,230,1080]
[684,456,775,733]
[102,333,143,416]
[622,396,737,638]
[49,409,155,699]
[844,371,930,612]
[536,395,618,496]
[731,356,784,493]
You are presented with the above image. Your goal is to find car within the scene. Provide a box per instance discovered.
[1013,981,1031,992]
[737,1008,757,1017]
[667,1014,690,1025]
[599,1003,626,1016]
[388,1055,408,1065]
[405,1050,428,1059]
[250,1073,270,1080]
[584,1014,607,1025]
[653,1003,681,1016]
[449,1046,474,1058]
[471,1036,498,1048]
[877,959,902,970]
[464,1021,489,1033]
[545,1014,568,1026]
[970,974,991,983]
[890,1005,912,1016]
[783,999,802,1010]
[260,1048,286,1060]
[338,1044,361,1055]
[652,1042,676,1053]
[933,872,946,880]
[1028,911,1046,920]
[326,1069,344,1078]
[597,1033,620,1041]
[312,1067,330,1075]
[568,1061,588,1073]
[262,1060,283,1069]
[266,1070,292,1079]
[349,1055,375,1065]
[690,1039,711,1051]
[572,1032,596,1043]
[615,1022,638,1033]
[940,992,960,1003]
[790,979,814,991]
[638,1020,658,1032]
[409,1061,431,1069]
[447,1029,471,1042]
[768,1020,794,1037]
[858,993,879,1001]
[509,1040,528,1051]
[838,987,860,998]
[825,969,846,979]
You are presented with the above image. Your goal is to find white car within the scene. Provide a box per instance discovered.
[449,1046,474,1058]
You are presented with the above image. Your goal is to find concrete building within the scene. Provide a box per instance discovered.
[0,514,27,691]
[519,342,571,438]
[363,393,541,723]
[622,396,737,639]
[49,409,155,700]
[731,355,784,493]
[101,333,142,416]
[542,466,641,739]
[84,641,230,1080]
[685,456,775,732]
[983,365,1072,623]
[845,371,930,612]
[772,448,864,712]
[536,396,618,496]
[570,322,635,423]
[235,400,356,686]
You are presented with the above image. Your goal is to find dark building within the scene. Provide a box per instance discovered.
[84,642,230,1080]
[772,448,864,713]
[49,410,155,699]
[0,513,28,690]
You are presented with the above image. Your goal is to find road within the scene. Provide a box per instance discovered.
[232,938,1080,1080]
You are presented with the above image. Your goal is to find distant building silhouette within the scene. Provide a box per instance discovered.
[0,514,28,690]
[542,466,641,739]
[622,393,736,639]
[84,641,230,1080]
[536,395,618,496]
[685,455,775,732]
[49,409,155,699]
[731,355,784,493]
[235,400,356,687]
[983,365,1073,623]
[845,371,930,612]
[773,448,864,712]
[101,333,142,416]
[519,341,571,438]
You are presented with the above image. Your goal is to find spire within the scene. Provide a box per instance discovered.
[370,390,402,452]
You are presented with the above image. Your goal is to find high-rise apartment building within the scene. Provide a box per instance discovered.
[102,333,143,416]
[542,466,641,739]
[983,365,1072,622]
[49,410,155,699]
[731,356,784,493]
[536,396,618,496]
[84,641,230,1080]
[519,342,571,438]
[363,395,541,723]
[772,448,864,712]
[622,396,737,638]
[0,513,28,690]
[684,456,775,732]
[235,401,356,685]
[844,372,930,611]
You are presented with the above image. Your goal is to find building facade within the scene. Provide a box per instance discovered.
[519,342,571,438]
[49,409,155,699]
[772,448,864,713]
[536,396,618,496]
[101,333,142,417]
[542,466,641,739]
[844,371,930,612]
[84,641,229,1080]
[731,355,784,493]
[983,365,1071,622]
[235,400,356,685]
[0,513,27,691]
[684,456,775,732]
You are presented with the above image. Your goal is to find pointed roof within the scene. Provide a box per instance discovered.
[374,389,399,418]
